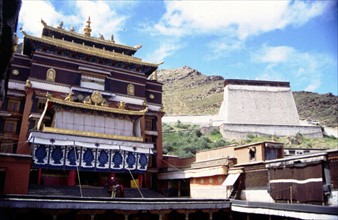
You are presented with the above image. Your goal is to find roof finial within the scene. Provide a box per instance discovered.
[57,21,63,29]
[84,16,92,37]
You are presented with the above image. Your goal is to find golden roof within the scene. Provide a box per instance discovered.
[40,19,138,52]
[23,32,159,68]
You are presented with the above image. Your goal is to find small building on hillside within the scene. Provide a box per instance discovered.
[158,142,338,219]
[217,79,323,139]
[158,142,284,199]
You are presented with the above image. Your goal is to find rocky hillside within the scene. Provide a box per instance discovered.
[293,91,338,127]
[158,66,224,115]
[157,66,338,127]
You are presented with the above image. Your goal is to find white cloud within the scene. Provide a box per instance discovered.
[19,0,64,36]
[152,1,333,40]
[252,45,335,92]
[206,38,245,60]
[144,41,185,63]
[19,0,135,43]
[74,1,128,41]
[252,46,295,63]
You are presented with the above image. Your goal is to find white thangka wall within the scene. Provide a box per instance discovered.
[54,111,134,137]
[219,84,300,126]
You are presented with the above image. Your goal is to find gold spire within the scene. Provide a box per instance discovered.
[84,16,92,37]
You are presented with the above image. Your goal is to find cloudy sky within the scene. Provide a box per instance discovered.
[18,0,337,94]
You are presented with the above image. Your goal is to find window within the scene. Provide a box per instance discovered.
[145,118,157,131]
[145,119,152,131]
[145,135,153,143]
[46,68,56,82]
[0,143,14,153]
[127,84,135,95]
[4,121,17,133]
[7,100,20,112]
[37,100,46,112]
[80,75,105,90]
[248,147,256,161]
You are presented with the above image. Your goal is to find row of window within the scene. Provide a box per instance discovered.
[6,100,20,112]
[0,143,15,153]
[4,121,17,133]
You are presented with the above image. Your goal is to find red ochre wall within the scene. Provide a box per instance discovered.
[0,153,31,194]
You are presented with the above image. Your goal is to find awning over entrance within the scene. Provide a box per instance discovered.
[28,131,153,172]
[29,131,153,153]
[158,166,228,180]
[222,173,241,186]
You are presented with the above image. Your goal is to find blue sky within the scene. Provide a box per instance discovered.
[18,0,337,94]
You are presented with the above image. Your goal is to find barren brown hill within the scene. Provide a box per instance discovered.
[158,66,338,127]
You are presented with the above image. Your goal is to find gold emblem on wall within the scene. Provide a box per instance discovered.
[25,79,31,88]
[127,84,135,96]
[12,69,19,76]
[46,68,56,82]
[91,91,103,105]
[64,92,73,102]
[118,101,126,109]
[149,94,154,99]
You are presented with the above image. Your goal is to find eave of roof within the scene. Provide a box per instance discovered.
[23,33,159,68]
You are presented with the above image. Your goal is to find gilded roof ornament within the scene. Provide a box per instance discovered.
[19,26,27,36]
[41,19,47,27]
[134,45,142,49]
[57,21,64,29]
[46,93,147,115]
[25,79,31,88]
[84,16,92,37]
[64,92,74,102]
[118,101,126,109]
[83,96,92,105]
[91,91,103,105]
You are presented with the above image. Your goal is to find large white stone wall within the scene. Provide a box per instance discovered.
[219,84,300,125]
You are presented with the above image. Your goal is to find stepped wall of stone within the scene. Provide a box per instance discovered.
[219,84,300,125]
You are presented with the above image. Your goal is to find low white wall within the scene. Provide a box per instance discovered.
[232,205,337,220]
[240,189,275,203]
[328,190,338,206]
[220,123,323,139]
[190,184,227,199]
